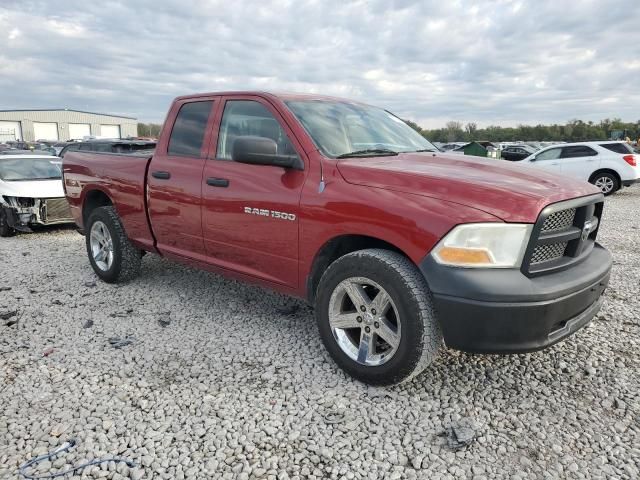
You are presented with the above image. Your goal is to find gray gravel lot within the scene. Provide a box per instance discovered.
[1,187,639,480]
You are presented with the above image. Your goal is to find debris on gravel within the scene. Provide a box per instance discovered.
[440,417,477,451]
[157,318,171,328]
[0,310,18,321]
[108,336,135,349]
[1,188,639,479]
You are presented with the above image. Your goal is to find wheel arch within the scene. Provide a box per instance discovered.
[82,189,114,227]
[306,234,412,303]
[589,168,621,184]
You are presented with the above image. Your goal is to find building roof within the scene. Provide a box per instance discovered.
[0,109,136,120]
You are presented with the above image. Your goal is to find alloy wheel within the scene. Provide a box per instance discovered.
[328,277,401,366]
[594,176,614,194]
[90,221,114,271]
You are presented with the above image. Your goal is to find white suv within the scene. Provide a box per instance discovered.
[518,141,639,195]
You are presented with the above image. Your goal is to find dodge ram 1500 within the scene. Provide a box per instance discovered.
[63,92,612,385]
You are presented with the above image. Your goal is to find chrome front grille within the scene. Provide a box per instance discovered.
[523,196,604,276]
[42,198,73,223]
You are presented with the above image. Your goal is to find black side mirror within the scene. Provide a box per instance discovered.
[232,136,303,170]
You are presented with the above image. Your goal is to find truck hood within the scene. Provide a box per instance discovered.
[0,179,65,199]
[336,153,600,222]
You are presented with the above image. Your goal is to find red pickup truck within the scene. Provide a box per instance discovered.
[63,92,612,385]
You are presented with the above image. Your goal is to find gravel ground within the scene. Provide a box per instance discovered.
[1,187,639,480]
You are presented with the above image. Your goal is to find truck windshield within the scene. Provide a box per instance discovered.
[285,100,436,158]
[0,158,62,182]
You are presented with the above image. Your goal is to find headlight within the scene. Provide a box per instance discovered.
[432,223,532,268]
[4,196,36,208]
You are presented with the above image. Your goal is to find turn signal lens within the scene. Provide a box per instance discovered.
[432,223,532,268]
[436,247,492,264]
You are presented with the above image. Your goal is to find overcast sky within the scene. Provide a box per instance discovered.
[1,0,638,128]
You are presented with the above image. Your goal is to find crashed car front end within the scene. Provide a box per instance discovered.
[1,195,74,232]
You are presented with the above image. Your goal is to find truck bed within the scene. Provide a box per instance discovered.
[63,151,157,252]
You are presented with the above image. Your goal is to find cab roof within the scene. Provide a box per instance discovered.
[173,91,366,104]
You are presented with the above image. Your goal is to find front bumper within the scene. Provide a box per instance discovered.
[420,244,612,353]
[2,206,34,232]
[1,198,74,232]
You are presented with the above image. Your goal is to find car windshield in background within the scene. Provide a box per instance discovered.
[285,100,437,158]
[0,149,56,156]
[0,158,62,181]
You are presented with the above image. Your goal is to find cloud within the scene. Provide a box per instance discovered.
[1,0,638,127]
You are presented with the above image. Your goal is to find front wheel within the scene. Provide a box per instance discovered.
[315,249,443,385]
[85,206,142,283]
[591,172,619,195]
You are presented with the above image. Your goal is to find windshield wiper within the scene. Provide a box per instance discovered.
[410,148,437,152]
[337,149,398,158]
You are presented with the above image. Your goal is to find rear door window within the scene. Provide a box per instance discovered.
[536,147,562,161]
[600,143,632,154]
[561,146,598,158]
[168,101,213,157]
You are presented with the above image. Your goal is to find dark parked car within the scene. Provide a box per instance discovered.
[59,140,156,158]
[501,145,537,161]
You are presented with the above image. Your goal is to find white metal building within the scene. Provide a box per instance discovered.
[0,109,137,142]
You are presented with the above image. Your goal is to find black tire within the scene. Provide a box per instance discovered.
[85,206,142,283]
[315,249,442,385]
[0,210,16,237]
[590,172,619,196]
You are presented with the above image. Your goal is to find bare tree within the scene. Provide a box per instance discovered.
[445,121,463,142]
[465,122,478,139]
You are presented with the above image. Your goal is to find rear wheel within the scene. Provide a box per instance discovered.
[85,206,142,283]
[0,210,16,237]
[315,249,442,385]
[591,172,619,195]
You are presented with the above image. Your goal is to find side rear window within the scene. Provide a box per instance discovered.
[95,143,112,152]
[600,143,632,154]
[561,146,598,158]
[168,101,213,157]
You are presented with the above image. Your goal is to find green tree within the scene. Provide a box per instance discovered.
[403,119,423,134]
[137,123,163,138]
[416,118,638,144]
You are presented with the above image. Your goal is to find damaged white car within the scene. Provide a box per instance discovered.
[0,155,74,237]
